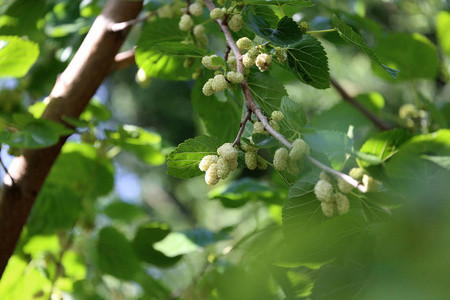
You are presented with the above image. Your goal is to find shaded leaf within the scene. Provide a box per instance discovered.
[103,201,147,222]
[96,227,141,280]
[150,42,207,57]
[286,35,330,89]
[246,16,303,47]
[331,14,398,78]
[247,72,286,114]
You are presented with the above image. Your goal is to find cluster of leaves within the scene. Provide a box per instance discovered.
[0,0,450,299]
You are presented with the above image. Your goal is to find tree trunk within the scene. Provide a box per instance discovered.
[0,0,143,278]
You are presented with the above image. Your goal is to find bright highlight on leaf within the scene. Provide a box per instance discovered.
[0,36,39,78]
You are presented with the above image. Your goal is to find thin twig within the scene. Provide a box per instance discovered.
[330,77,391,131]
[204,0,367,193]
[232,109,252,147]
[109,48,136,72]
[0,156,15,186]
[110,11,156,32]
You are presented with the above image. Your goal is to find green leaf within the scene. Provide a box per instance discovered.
[372,32,439,81]
[384,130,450,202]
[251,133,279,148]
[279,96,307,138]
[167,135,221,179]
[247,72,287,114]
[421,155,450,171]
[436,11,450,57]
[103,201,147,222]
[133,222,182,267]
[1,113,72,149]
[282,213,368,266]
[43,142,115,199]
[331,14,399,79]
[153,232,201,256]
[245,16,303,47]
[282,169,324,234]
[0,35,39,78]
[150,42,207,57]
[191,76,241,144]
[80,99,111,122]
[0,256,51,299]
[136,19,199,80]
[243,5,279,29]
[209,178,279,208]
[107,125,165,166]
[211,55,227,70]
[302,130,352,170]
[286,35,330,89]
[182,228,231,247]
[23,235,60,259]
[96,227,141,280]
[352,151,383,165]
[27,184,83,235]
[359,129,411,164]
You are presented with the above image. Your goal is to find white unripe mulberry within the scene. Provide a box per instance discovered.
[349,167,364,181]
[286,158,300,175]
[227,54,237,71]
[210,8,224,20]
[321,201,335,217]
[314,180,334,202]
[202,78,215,96]
[273,148,289,171]
[179,14,194,31]
[236,37,253,50]
[271,111,284,122]
[241,142,257,153]
[157,4,174,18]
[242,53,256,67]
[201,55,221,70]
[269,120,280,131]
[399,103,419,119]
[205,163,219,185]
[199,155,219,171]
[253,121,267,135]
[255,53,272,72]
[275,47,286,62]
[228,158,238,171]
[289,138,310,161]
[257,156,267,170]
[337,177,353,194]
[248,47,260,58]
[189,3,203,16]
[335,193,350,215]
[245,151,257,170]
[228,14,243,32]
[217,143,238,161]
[226,71,243,84]
[212,74,228,92]
[363,175,379,192]
[193,24,205,36]
[217,157,231,179]
[319,171,333,183]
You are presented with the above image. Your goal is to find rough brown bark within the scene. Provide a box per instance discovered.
[0,0,143,278]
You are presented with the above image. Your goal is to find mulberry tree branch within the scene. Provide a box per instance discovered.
[330,77,391,131]
[203,0,367,193]
[0,0,143,279]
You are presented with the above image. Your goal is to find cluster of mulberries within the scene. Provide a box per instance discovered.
[313,167,380,217]
[398,103,426,128]
[241,138,267,171]
[273,133,309,176]
[210,6,243,33]
[253,111,284,135]
[314,178,350,217]
[201,53,244,96]
[200,143,238,185]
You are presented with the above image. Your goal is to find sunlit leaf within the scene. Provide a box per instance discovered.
[0,35,39,78]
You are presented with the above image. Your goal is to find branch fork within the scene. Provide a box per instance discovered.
[203,0,367,193]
